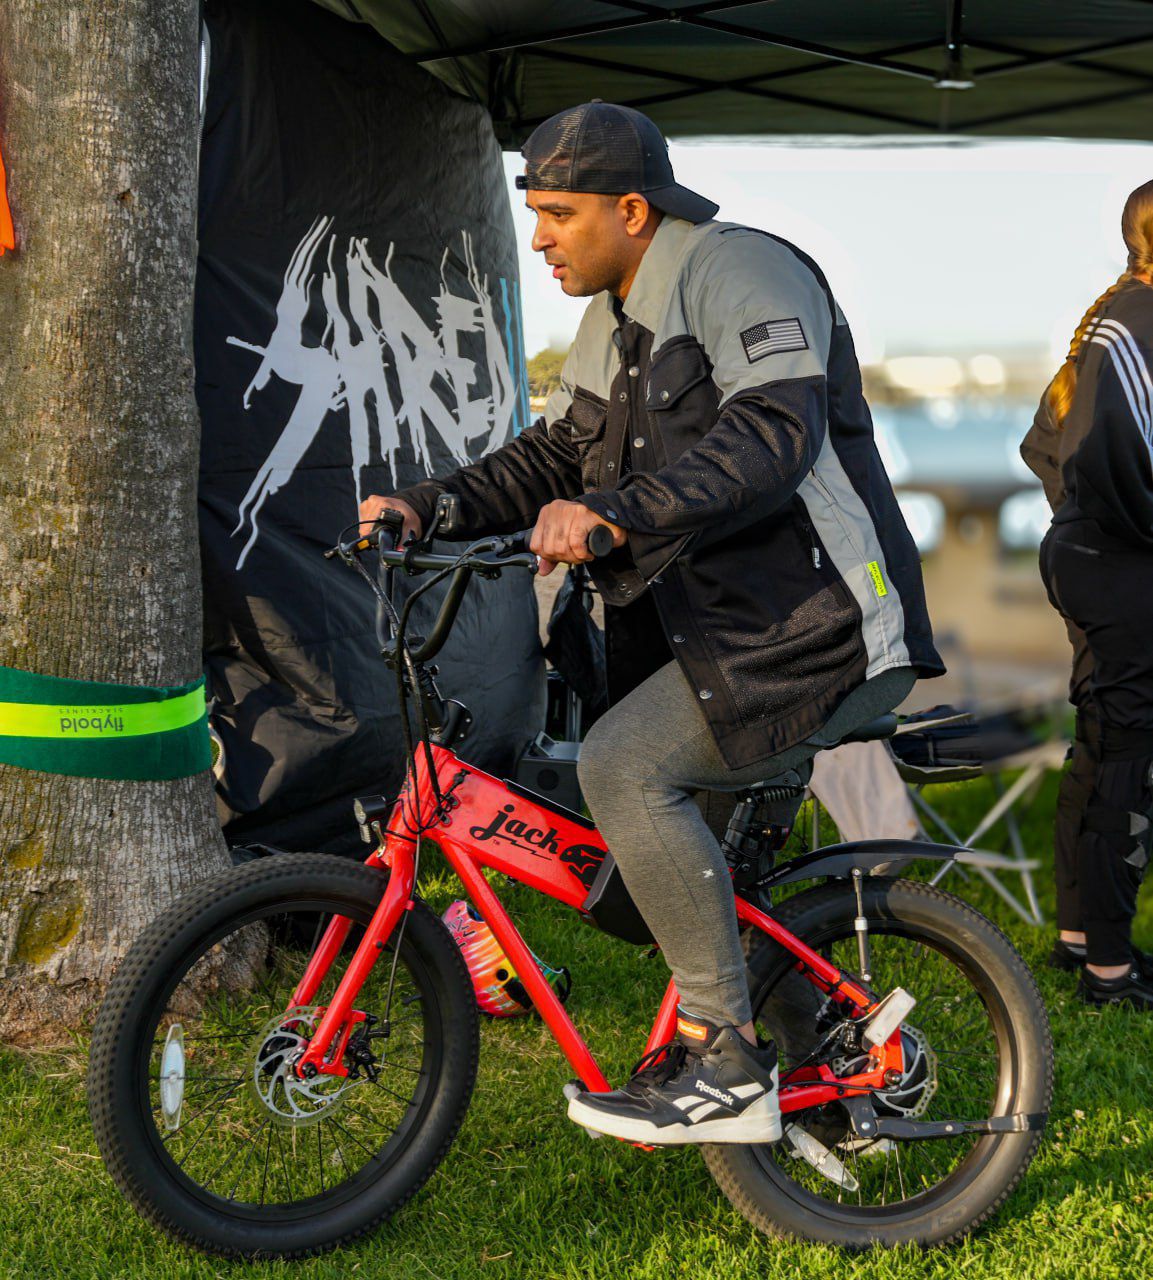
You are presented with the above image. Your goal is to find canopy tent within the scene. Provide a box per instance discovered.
[314,0,1153,144]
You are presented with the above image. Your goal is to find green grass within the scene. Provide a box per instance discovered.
[2,772,1152,1279]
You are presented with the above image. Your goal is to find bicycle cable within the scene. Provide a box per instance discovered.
[336,520,500,1032]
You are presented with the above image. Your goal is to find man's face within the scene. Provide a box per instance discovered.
[525,190,644,297]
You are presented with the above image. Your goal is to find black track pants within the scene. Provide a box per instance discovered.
[1041,522,1153,965]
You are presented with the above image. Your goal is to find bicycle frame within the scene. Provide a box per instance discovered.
[291,741,907,1119]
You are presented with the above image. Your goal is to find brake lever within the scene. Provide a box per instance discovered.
[324,528,379,561]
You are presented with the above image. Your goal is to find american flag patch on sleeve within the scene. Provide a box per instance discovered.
[740,317,808,362]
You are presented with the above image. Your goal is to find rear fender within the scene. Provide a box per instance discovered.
[756,839,963,890]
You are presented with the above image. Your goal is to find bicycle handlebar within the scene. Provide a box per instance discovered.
[325,512,615,663]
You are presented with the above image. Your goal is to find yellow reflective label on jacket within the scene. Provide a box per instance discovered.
[867,561,888,598]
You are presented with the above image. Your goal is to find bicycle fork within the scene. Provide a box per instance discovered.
[290,774,430,1080]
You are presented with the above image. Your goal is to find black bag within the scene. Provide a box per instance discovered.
[543,566,608,726]
[890,704,1046,770]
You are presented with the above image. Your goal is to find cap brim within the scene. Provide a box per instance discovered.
[643,183,719,223]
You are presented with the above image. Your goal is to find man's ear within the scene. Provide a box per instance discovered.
[621,193,654,237]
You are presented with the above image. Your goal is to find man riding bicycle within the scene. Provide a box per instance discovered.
[361,101,944,1146]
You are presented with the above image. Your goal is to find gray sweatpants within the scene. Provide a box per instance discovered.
[577,661,916,1026]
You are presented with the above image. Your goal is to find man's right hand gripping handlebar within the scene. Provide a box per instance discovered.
[356,493,626,572]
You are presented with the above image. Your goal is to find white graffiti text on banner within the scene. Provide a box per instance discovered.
[226,216,527,568]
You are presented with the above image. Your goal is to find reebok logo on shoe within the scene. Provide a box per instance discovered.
[696,1082,736,1107]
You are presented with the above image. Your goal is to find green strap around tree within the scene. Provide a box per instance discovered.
[0,664,211,780]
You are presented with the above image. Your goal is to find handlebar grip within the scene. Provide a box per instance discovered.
[375,506,406,553]
[586,523,615,559]
[503,524,616,559]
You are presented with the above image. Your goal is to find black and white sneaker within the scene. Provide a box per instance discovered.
[566,1010,781,1146]
[1078,966,1153,1010]
[1051,939,1153,981]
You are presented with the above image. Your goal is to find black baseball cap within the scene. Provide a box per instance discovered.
[516,101,719,224]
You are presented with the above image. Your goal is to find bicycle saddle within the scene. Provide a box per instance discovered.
[835,712,899,745]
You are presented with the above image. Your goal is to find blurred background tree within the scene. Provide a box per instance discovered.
[527,347,567,398]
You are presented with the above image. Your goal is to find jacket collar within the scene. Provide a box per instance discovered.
[616,216,704,332]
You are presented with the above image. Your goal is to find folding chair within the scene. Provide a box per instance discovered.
[891,698,1070,926]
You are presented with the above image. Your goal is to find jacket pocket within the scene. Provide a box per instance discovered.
[646,338,719,462]
[569,388,609,488]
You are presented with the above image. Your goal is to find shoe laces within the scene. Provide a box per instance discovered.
[629,1040,691,1087]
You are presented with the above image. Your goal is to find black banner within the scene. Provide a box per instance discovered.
[197,0,543,853]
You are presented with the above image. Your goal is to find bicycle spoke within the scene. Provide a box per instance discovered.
[260,1119,275,1206]
[327,1121,352,1176]
[328,1115,380,1161]
[163,1080,246,1152]
[364,1076,416,1107]
[200,1113,265,1196]
[376,1058,423,1076]
[225,1118,272,1202]
[276,1125,295,1203]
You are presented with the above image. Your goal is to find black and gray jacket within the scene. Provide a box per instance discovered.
[1021,277,1153,546]
[395,216,943,768]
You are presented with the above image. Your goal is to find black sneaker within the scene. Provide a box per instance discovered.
[1078,966,1153,1010]
[1050,939,1153,980]
[566,1010,781,1146]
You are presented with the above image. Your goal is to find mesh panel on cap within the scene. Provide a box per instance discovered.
[522,104,645,194]
[571,109,646,192]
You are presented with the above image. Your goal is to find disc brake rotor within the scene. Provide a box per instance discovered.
[248,1005,360,1128]
[789,1022,938,1183]
[873,1023,938,1120]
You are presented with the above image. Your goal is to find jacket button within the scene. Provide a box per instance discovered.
[622,586,632,597]
[660,390,670,402]
[672,633,685,643]
[607,461,615,470]
[628,365,639,377]
[699,688,712,700]
[633,436,645,448]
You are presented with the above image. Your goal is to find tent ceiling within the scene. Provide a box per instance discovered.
[313,1,1153,144]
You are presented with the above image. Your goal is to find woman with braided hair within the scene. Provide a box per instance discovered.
[1021,179,1153,1008]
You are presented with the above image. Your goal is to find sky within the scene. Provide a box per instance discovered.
[503,138,1153,367]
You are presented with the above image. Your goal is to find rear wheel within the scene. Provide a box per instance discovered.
[88,854,479,1258]
[705,879,1051,1247]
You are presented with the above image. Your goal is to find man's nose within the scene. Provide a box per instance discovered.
[531,223,554,254]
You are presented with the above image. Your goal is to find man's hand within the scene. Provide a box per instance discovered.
[358,494,422,545]
[530,499,626,576]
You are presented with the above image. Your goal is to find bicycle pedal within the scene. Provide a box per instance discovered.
[562,1080,603,1139]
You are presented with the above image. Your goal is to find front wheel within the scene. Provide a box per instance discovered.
[706,879,1052,1248]
[88,853,479,1258]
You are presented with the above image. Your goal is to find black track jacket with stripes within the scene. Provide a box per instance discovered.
[393,217,944,768]
[1021,278,1153,549]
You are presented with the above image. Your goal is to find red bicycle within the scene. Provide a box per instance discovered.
[88,513,1052,1255]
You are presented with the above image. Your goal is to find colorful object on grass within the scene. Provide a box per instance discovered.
[0,142,14,255]
[441,899,571,1017]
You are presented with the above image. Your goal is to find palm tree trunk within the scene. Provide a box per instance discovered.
[0,0,228,1042]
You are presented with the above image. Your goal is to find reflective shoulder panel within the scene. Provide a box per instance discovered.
[681,225,834,405]
[546,293,619,428]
